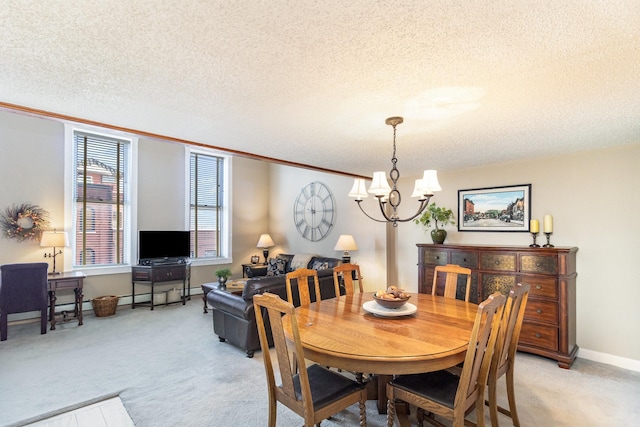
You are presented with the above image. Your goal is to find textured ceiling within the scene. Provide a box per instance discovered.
[2,1,640,177]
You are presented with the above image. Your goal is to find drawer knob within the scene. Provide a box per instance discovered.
[535,333,541,338]
[536,285,542,290]
[536,262,542,267]
[536,309,542,314]
[463,258,467,262]
[495,261,500,265]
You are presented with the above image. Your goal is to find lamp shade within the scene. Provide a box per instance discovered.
[348,178,368,200]
[256,234,275,248]
[368,171,391,197]
[334,234,358,252]
[40,230,69,248]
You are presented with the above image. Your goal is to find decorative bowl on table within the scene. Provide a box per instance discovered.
[372,288,411,309]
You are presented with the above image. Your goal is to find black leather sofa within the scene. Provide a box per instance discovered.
[207,254,343,357]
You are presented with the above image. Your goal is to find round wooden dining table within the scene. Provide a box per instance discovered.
[282,292,478,413]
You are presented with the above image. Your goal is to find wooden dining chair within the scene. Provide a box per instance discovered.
[486,282,530,427]
[333,263,363,297]
[286,268,321,307]
[432,264,472,302]
[253,292,367,427]
[386,291,507,427]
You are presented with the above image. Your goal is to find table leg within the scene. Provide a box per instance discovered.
[131,281,136,309]
[377,374,391,414]
[75,287,84,326]
[49,290,57,330]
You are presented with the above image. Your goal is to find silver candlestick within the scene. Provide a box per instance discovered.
[529,232,540,248]
[543,232,554,248]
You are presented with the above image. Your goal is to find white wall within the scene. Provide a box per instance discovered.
[267,164,388,288]
[396,143,640,365]
[0,110,270,299]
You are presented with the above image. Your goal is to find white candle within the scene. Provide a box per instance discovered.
[543,215,553,233]
[530,219,539,233]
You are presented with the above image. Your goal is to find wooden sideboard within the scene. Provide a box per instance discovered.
[417,244,578,368]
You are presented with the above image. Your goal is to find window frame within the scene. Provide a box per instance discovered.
[64,124,138,276]
[185,146,232,267]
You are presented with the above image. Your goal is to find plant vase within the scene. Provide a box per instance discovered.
[217,276,228,289]
[430,228,447,244]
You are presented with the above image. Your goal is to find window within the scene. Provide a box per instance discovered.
[189,150,229,260]
[66,127,136,271]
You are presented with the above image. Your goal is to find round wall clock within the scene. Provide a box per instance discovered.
[293,182,335,242]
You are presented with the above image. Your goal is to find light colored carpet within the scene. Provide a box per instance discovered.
[1,297,638,426]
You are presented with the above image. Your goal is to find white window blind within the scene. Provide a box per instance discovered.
[190,152,223,258]
[73,131,130,267]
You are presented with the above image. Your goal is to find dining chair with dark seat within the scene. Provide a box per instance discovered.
[487,282,530,427]
[286,268,321,307]
[386,291,507,427]
[0,262,49,341]
[432,264,472,302]
[333,263,363,297]
[254,292,367,427]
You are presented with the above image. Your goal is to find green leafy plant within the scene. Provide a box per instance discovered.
[414,203,456,231]
[215,268,232,279]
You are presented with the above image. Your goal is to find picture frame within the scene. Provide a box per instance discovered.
[250,255,260,264]
[458,184,531,232]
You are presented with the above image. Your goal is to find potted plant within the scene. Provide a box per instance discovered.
[215,268,232,286]
[415,203,456,244]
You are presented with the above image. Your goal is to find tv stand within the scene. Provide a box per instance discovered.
[131,262,191,310]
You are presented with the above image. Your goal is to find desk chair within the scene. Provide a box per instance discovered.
[432,264,472,302]
[333,263,363,297]
[386,292,506,427]
[285,268,321,307]
[487,283,530,427]
[0,262,49,341]
[254,292,367,427]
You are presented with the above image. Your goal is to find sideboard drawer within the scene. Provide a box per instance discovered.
[480,253,516,272]
[521,275,558,300]
[525,300,558,325]
[520,323,558,351]
[422,249,448,266]
[521,255,558,275]
[450,251,478,269]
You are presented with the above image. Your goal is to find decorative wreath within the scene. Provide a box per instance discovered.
[0,203,50,242]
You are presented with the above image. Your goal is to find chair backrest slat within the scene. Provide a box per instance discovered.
[432,264,472,302]
[333,263,363,297]
[285,268,320,307]
[456,291,506,407]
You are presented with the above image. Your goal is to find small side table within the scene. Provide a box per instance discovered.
[242,263,267,277]
[201,279,247,313]
[48,271,86,331]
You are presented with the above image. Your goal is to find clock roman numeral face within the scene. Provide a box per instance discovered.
[293,182,335,242]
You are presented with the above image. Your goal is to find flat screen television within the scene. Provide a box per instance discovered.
[138,230,190,264]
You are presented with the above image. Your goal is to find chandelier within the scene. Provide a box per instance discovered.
[348,116,441,227]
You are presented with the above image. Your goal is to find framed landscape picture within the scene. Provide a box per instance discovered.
[458,184,531,232]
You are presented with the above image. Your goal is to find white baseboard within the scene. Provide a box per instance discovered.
[7,287,204,322]
[578,348,640,372]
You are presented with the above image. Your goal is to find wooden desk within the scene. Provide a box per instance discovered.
[48,271,86,330]
[283,293,477,413]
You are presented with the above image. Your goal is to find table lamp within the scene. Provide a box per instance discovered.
[256,234,275,263]
[40,230,69,275]
[334,234,358,263]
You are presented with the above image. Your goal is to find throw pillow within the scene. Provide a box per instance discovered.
[290,253,316,271]
[266,257,287,276]
[311,260,329,271]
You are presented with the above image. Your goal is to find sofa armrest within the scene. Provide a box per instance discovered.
[245,264,268,278]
